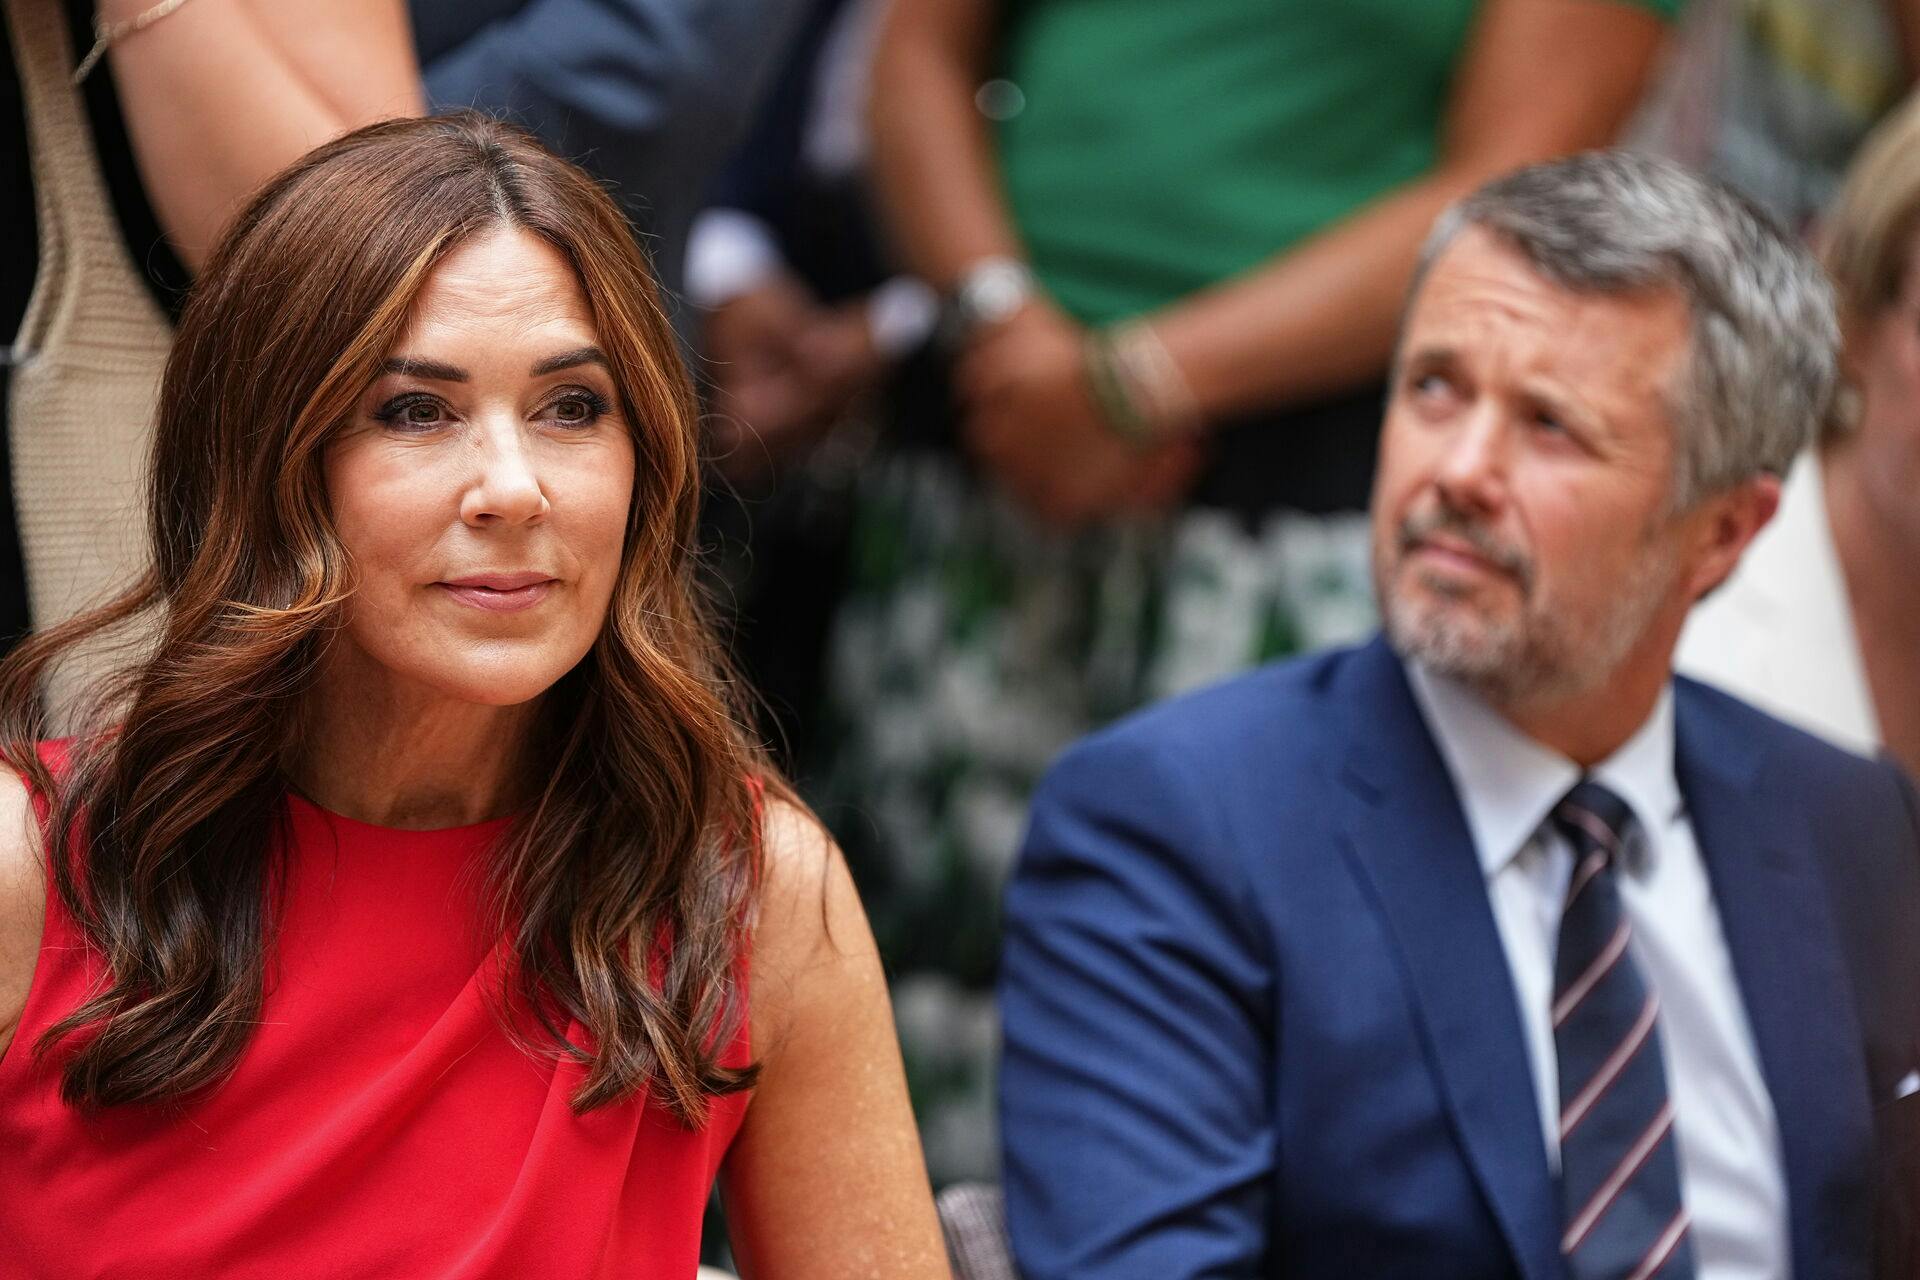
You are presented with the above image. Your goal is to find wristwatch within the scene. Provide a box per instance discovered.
[943,257,1036,344]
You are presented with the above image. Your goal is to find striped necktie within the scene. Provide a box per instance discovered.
[1550,780,1696,1280]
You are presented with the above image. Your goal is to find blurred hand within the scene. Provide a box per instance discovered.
[706,278,892,486]
[956,302,1202,528]
[792,299,885,423]
[705,274,821,481]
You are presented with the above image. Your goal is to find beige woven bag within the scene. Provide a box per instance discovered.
[5,0,171,715]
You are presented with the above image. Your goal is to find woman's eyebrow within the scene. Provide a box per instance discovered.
[381,356,468,382]
[530,346,609,376]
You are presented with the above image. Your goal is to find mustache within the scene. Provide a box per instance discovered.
[1397,505,1534,589]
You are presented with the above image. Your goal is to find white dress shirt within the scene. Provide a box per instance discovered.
[1679,451,1880,757]
[1407,663,1791,1279]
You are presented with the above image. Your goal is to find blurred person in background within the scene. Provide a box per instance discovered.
[1630,0,1919,232]
[1679,92,1920,779]
[2,0,421,671]
[831,0,1681,1183]
[687,0,932,776]
[691,0,919,474]
[409,0,815,320]
[0,115,948,1279]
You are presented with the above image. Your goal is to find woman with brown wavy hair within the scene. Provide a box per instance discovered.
[0,113,948,1279]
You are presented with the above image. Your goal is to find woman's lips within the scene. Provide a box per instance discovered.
[434,579,557,612]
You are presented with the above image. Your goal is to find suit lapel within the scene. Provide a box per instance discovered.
[1333,641,1562,1280]
[1675,689,1875,1280]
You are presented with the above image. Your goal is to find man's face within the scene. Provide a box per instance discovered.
[1371,227,1705,704]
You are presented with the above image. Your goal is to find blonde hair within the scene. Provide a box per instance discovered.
[1825,91,1920,325]
[1819,92,1920,442]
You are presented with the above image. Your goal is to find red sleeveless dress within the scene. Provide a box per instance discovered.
[0,789,751,1278]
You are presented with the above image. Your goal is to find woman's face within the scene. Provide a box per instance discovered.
[325,224,636,707]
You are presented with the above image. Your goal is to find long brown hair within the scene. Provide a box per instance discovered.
[0,113,776,1124]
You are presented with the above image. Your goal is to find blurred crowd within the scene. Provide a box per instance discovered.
[6,0,1920,1193]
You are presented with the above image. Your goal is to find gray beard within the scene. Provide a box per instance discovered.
[1379,549,1678,707]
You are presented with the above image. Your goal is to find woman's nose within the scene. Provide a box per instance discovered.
[460,424,551,527]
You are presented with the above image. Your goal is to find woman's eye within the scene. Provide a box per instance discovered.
[373,394,448,430]
[545,389,611,427]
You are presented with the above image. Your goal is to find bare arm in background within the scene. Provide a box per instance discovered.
[1146,0,1667,420]
[869,0,1672,526]
[867,0,1016,291]
[867,0,1201,520]
[98,0,424,270]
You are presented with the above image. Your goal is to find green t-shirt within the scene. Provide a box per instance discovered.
[995,0,1682,327]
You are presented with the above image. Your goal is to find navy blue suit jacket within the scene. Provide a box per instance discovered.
[1000,637,1920,1279]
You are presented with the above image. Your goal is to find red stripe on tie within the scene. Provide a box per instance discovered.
[1554,918,1632,1027]
[1561,1100,1676,1254]
[1560,993,1660,1139]
[1565,848,1609,911]
[1626,1208,1690,1280]
[1559,803,1623,859]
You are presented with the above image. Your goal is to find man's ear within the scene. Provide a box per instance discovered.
[1686,471,1782,602]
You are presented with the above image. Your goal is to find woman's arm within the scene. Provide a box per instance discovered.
[97,0,424,270]
[865,0,1670,527]
[866,0,1020,290]
[720,800,949,1280]
[1149,0,1670,422]
[867,0,1203,525]
[0,767,45,1064]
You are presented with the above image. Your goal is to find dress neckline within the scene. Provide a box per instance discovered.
[284,788,518,840]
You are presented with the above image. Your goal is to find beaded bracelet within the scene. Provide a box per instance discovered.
[1082,332,1156,448]
[1082,321,1204,449]
[1109,320,1203,436]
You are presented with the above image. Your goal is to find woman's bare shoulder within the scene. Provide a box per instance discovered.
[0,764,47,1060]
[746,794,880,1055]
[722,795,949,1279]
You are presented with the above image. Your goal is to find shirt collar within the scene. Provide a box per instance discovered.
[1406,661,1683,881]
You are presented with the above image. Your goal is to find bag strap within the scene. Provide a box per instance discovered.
[5,0,171,365]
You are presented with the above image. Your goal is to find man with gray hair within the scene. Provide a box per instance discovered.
[998,151,1920,1280]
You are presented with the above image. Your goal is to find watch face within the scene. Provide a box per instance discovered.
[960,261,1034,329]
[977,276,1023,321]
